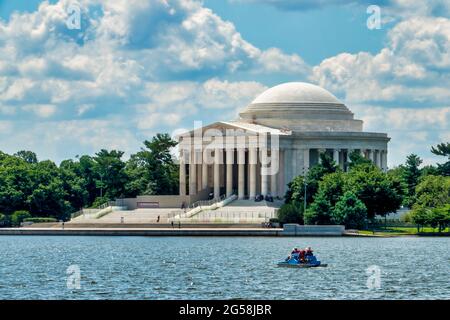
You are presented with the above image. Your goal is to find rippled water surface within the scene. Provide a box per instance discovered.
[0,236,448,299]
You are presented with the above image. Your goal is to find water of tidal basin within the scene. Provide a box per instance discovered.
[0,236,448,300]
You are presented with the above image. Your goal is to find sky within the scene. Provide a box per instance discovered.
[0,0,449,168]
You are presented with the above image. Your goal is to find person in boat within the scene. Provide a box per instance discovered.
[304,247,315,263]
[305,247,313,257]
[298,249,306,263]
[287,248,299,262]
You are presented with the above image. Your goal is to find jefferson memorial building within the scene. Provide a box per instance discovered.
[178,82,390,201]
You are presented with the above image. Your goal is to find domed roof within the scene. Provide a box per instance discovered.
[239,82,357,130]
[251,82,342,105]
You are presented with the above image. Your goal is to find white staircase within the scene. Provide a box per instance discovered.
[69,208,174,224]
[169,198,282,224]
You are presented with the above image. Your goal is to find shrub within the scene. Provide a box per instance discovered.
[277,202,303,225]
[304,193,332,225]
[11,210,32,227]
[400,211,413,223]
[0,213,9,227]
[23,217,58,223]
[332,191,367,229]
[91,196,111,208]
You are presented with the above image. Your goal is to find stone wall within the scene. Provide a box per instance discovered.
[283,224,345,236]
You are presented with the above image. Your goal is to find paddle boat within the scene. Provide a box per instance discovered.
[277,248,327,268]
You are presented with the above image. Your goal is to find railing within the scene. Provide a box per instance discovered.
[70,199,127,220]
[171,210,277,223]
[98,201,118,209]
[167,194,235,220]
[70,209,84,219]
[189,194,227,210]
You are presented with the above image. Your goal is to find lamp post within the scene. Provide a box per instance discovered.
[304,180,307,214]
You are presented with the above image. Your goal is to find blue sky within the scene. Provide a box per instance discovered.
[0,0,449,167]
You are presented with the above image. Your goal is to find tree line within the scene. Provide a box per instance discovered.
[278,143,450,232]
[0,133,179,225]
[0,133,449,230]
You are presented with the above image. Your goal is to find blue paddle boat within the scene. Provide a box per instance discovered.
[277,248,327,268]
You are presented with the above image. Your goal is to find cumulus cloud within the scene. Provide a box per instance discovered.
[311,17,450,106]
[0,0,305,161]
[231,0,450,18]
[311,15,450,165]
[0,0,449,167]
[351,104,450,166]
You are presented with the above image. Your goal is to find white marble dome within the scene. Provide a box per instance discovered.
[251,82,342,105]
[239,82,361,132]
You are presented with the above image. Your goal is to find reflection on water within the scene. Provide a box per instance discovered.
[0,236,448,299]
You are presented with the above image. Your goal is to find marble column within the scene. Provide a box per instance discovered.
[270,150,279,198]
[260,148,269,196]
[249,147,257,199]
[360,149,366,158]
[375,150,381,168]
[197,161,202,192]
[279,150,285,197]
[201,152,208,189]
[226,148,234,197]
[382,150,388,172]
[369,149,375,163]
[303,148,310,175]
[339,151,345,170]
[238,148,245,199]
[214,148,221,199]
[179,150,186,196]
[333,149,340,165]
[189,150,197,195]
[284,149,292,186]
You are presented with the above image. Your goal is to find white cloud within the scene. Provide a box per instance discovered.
[312,17,450,106]
[22,104,57,118]
[0,0,448,168]
[351,104,450,166]
[0,0,307,123]
[231,0,450,18]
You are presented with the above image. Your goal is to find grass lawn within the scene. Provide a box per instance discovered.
[358,227,450,236]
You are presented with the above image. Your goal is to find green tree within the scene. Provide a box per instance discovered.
[411,175,450,232]
[402,154,423,207]
[93,149,128,200]
[411,205,432,232]
[0,154,32,214]
[348,149,372,169]
[285,152,337,205]
[414,175,450,208]
[346,164,404,220]
[429,205,450,232]
[304,192,332,225]
[277,202,303,224]
[315,171,346,207]
[431,142,450,176]
[26,160,70,218]
[332,191,367,229]
[0,213,9,227]
[59,159,89,212]
[125,134,178,196]
[11,210,32,227]
[14,150,38,164]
